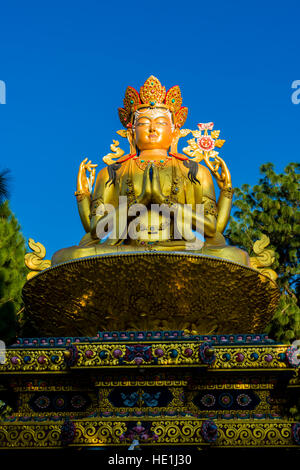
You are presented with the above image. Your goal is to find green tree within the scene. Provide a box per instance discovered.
[0,201,27,344]
[226,162,300,342]
[0,169,10,204]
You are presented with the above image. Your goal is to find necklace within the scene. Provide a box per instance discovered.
[134,155,172,171]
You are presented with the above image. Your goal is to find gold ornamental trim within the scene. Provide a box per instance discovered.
[0,420,296,448]
[0,343,291,373]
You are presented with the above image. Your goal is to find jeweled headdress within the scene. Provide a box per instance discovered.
[118,76,188,129]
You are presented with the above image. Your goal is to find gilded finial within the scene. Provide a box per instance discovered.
[102,140,125,165]
[24,239,51,280]
[250,234,278,282]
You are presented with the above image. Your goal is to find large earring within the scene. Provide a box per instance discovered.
[170,128,181,153]
[127,129,137,155]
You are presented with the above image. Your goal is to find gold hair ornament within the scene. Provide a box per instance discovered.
[118,75,188,129]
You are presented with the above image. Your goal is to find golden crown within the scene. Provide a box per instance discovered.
[118,75,188,129]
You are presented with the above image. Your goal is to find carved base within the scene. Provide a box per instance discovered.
[0,332,299,450]
[22,253,280,336]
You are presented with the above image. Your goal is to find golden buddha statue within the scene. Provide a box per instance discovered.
[23,76,279,337]
[51,76,249,267]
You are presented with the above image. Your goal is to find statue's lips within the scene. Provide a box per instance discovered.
[148,133,158,139]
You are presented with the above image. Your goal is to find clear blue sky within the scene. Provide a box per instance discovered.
[0,0,299,258]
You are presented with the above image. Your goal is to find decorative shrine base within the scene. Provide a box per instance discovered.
[0,331,299,450]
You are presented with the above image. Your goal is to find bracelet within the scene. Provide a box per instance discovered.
[221,186,233,199]
[74,190,90,202]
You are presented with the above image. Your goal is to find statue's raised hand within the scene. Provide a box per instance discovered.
[77,158,98,195]
[204,155,232,190]
[135,164,152,206]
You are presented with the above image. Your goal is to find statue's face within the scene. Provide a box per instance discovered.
[134,108,174,151]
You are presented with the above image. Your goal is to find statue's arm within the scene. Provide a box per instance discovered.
[75,158,98,233]
[89,167,117,239]
[203,155,233,233]
[193,165,217,237]
[75,161,117,237]
[216,188,233,233]
[76,193,92,233]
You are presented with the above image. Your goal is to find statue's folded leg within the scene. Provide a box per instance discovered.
[51,237,250,268]
[51,245,100,266]
[201,243,250,266]
[51,241,166,266]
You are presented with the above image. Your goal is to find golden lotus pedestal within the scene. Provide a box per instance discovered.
[22,252,280,337]
[0,253,299,452]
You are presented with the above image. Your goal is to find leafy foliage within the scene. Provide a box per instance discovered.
[226,163,300,342]
[0,169,10,204]
[0,201,27,344]
[264,294,299,343]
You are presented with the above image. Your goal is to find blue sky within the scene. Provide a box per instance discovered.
[0,0,299,258]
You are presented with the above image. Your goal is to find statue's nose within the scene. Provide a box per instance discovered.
[149,121,156,132]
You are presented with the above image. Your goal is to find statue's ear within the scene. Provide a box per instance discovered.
[127,128,137,155]
[170,127,181,153]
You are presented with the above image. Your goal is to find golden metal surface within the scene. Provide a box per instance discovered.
[0,342,289,373]
[215,421,293,447]
[24,239,51,280]
[213,345,287,369]
[0,420,295,448]
[118,76,187,129]
[73,342,205,368]
[53,76,251,267]
[0,423,62,448]
[102,140,125,165]
[250,234,278,282]
[0,349,66,373]
[22,253,280,337]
